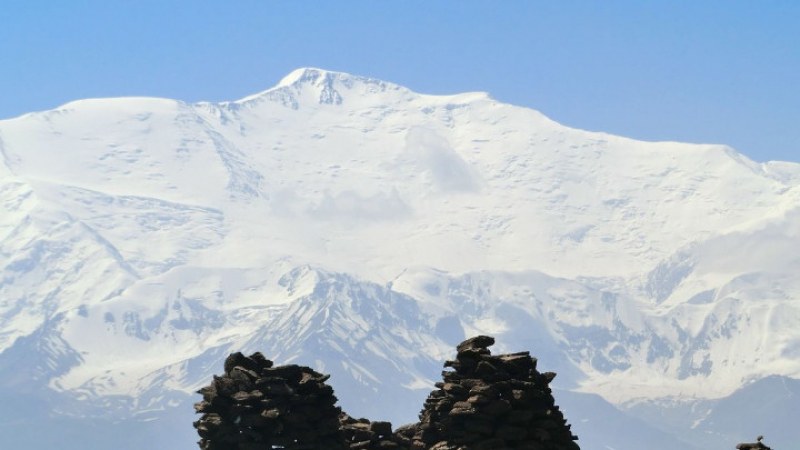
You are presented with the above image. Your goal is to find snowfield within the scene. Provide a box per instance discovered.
[0,68,798,449]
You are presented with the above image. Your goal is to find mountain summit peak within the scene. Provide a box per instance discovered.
[234,67,399,106]
[236,67,495,108]
[277,67,340,87]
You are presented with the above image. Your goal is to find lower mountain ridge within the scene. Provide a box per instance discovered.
[0,266,795,449]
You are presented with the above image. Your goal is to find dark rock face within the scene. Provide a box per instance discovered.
[194,337,581,450]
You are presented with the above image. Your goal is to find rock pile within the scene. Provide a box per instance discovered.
[339,413,402,450]
[193,351,346,450]
[194,336,580,450]
[409,335,580,450]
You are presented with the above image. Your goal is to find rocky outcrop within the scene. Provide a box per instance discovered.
[194,336,580,450]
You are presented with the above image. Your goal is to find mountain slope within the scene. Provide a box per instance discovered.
[0,68,798,449]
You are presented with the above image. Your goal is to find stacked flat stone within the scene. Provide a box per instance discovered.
[193,352,346,450]
[339,413,403,450]
[193,338,581,450]
[411,336,580,450]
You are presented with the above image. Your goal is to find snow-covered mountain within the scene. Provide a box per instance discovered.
[1,68,798,449]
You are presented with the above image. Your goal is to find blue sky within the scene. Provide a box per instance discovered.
[1,1,798,162]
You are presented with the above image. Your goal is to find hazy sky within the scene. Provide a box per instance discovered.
[2,1,798,162]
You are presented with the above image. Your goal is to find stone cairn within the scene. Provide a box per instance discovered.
[193,351,346,449]
[408,335,580,450]
[194,336,579,450]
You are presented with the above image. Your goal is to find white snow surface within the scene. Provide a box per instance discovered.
[1,68,799,419]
